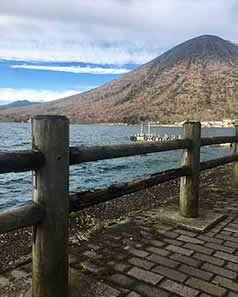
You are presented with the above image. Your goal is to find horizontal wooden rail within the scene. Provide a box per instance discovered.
[1,135,237,174]
[69,167,191,211]
[70,139,192,165]
[201,136,238,147]
[200,155,238,171]
[0,204,45,234]
[0,151,44,174]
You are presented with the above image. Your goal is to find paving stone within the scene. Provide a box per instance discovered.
[127,291,142,297]
[199,294,213,297]
[110,273,135,288]
[88,244,101,250]
[152,265,188,282]
[185,277,227,296]
[164,238,184,246]
[135,243,144,249]
[213,275,238,292]
[10,269,29,280]
[127,267,163,285]
[225,261,238,272]
[161,279,199,297]
[127,248,149,258]
[174,229,197,237]
[139,231,153,239]
[156,223,173,231]
[114,263,131,272]
[102,284,122,297]
[166,245,194,256]
[0,275,10,288]
[148,240,166,247]
[177,235,204,244]
[134,282,170,297]
[147,253,179,268]
[156,229,180,238]
[193,253,225,266]
[223,240,238,249]
[218,231,232,236]
[216,234,238,243]
[214,251,238,263]
[202,263,237,280]
[228,292,238,297]
[128,257,155,270]
[197,235,224,244]
[204,242,235,254]
[183,243,213,255]
[179,264,213,281]
[170,254,202,267]
[82,250,102,259]
[224,227,238,233]
[80,261,107,274]
[146,246,170,256]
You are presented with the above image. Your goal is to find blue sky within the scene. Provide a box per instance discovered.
[0,0,237,104]
[0,60,136,104]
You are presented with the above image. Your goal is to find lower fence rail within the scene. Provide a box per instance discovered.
[69,167,191,211]
[0,204,44,234]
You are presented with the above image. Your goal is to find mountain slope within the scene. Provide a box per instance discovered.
[1,35,238,123]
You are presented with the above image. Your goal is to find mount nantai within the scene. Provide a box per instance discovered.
[1,35,238,124]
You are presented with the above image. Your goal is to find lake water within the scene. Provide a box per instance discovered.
[0,122,234,210]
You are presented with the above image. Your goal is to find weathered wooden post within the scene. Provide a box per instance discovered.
[32,115,69,297]
[232,124,238,189]
[180,121,201,217]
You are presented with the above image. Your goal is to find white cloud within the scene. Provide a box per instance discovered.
[11,64,130,74]
[0,0,237,64]
[0,88,84,103]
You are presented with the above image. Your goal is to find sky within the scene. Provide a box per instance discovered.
[0,0,237,104]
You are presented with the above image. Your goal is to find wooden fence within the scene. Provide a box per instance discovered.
[0,115,238,297]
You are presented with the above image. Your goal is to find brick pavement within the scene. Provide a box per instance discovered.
[1,171,238,296]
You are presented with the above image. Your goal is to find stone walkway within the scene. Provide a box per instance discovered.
[1,166,238,297]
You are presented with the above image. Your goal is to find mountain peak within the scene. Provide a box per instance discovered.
[1,35,238,124]
[150,35,238,71]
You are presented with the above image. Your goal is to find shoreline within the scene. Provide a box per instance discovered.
[0,120,236,128]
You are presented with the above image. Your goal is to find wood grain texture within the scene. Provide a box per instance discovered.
[70,139,192,165]
[32,115,69,297]
[201,136,238,146]
[180,121,201,218]
[0,204,44,234]
[69,167,191,212]
[201,155,238,171]
[0,151,44,174]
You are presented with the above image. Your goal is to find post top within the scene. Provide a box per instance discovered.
[33,115,68,121]
[182,120,201,126]
[183,120,201,123]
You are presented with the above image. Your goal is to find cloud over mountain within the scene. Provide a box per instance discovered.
[0,1,238,64]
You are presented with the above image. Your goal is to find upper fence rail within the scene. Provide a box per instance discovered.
[1,136,238,174]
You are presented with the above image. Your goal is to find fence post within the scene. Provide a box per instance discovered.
[179,121,201,217]
[32,115,69,297]
[232,124,238,189]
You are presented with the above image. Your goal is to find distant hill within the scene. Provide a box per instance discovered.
[0,100,41,110]
[1,35,238,124]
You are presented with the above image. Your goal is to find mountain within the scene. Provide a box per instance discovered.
[1,35,238,124]
[0,100,41,110]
